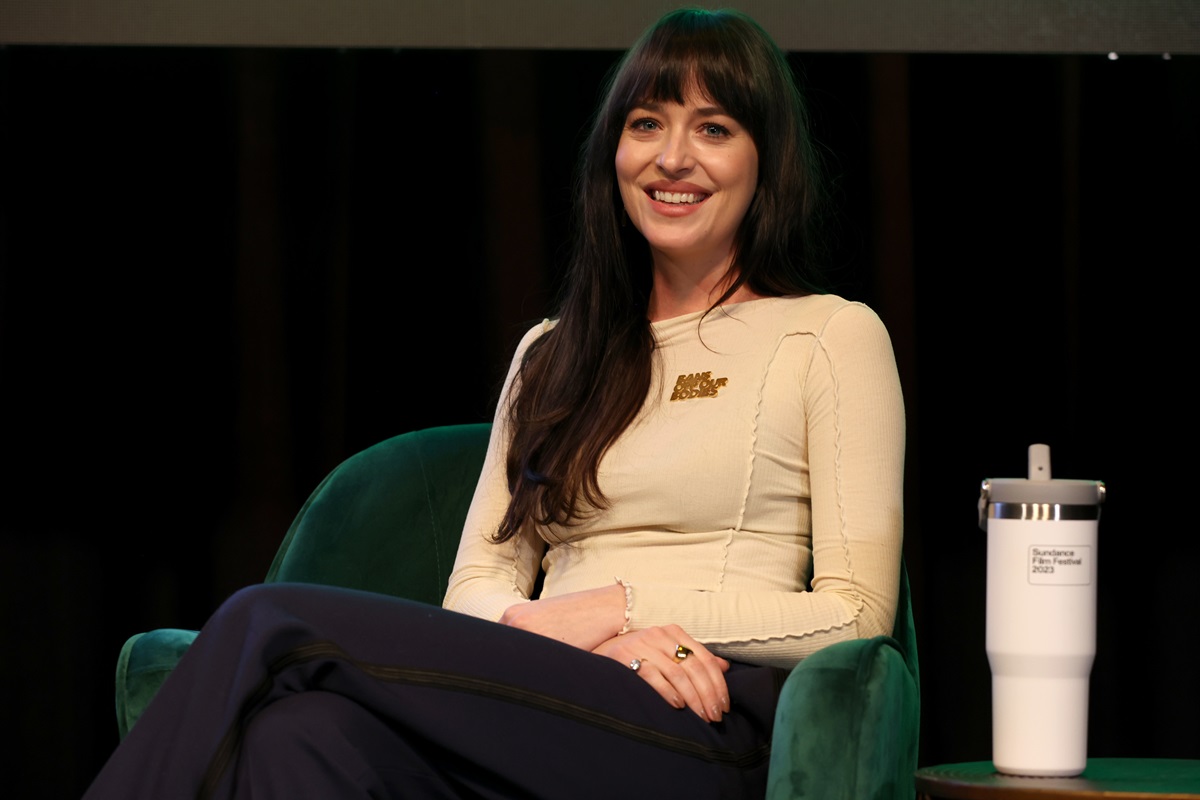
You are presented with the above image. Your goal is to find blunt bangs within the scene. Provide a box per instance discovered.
[603,10,779,150]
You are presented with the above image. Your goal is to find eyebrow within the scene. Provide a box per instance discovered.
[631,100,731,117]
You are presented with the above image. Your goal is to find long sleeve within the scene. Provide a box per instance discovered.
[442,324,548,621]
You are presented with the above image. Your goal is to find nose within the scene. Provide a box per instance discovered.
[656,130,695,174]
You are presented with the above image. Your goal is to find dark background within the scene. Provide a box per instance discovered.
[1,42,1197,798]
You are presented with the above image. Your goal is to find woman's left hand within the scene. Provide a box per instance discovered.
[593,625,731,723]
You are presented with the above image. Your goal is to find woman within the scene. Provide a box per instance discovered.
[84,8,904,799]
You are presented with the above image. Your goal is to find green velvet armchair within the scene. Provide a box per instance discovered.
[115,423,920,799]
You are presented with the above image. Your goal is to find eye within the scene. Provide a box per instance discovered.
[628,117,660,132]
[701,122,731,138]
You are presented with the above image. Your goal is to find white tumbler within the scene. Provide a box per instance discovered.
[978,444,1105,777]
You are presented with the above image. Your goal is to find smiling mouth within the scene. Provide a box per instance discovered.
[651,190,707,205]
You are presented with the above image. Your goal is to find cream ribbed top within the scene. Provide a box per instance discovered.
[443,294,905,669]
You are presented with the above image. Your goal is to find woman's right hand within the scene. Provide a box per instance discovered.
[592,624,731,723]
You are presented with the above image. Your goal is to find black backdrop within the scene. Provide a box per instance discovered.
[1,44,1197,798]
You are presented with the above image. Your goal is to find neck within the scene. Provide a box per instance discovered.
[646,254,764,322]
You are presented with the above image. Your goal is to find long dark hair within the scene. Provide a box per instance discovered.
[494,8,829,543]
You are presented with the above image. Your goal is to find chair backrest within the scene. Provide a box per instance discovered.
[265,423,491,606]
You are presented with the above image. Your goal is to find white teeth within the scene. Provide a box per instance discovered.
[653,190,700,204]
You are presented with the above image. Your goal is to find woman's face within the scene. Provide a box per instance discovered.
[614,87,759,272]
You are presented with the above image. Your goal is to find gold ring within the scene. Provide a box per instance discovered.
[674,645,693,661]
[629,658,642,672]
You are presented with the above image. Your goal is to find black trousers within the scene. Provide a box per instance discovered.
[84,583,786,799]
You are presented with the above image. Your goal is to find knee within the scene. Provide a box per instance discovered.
[204,583,307,639]
[209,583,273,624]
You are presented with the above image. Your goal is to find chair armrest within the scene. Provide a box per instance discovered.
[766,635,920,800]
[115,628,200,739]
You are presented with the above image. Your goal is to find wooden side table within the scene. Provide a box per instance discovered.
[915,759,1200,799]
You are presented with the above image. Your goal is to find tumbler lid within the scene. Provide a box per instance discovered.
[978,444,1105,530]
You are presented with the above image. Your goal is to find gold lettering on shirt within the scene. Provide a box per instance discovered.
[670,371,729,401]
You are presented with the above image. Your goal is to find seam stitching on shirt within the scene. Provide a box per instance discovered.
[814,304,865,625]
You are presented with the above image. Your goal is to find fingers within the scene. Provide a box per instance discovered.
[629,629,730,723]
[595,625,732,723]
[665,639,731,723]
